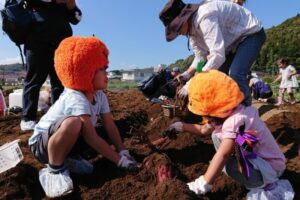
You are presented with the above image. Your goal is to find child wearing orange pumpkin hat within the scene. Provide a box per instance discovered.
[28,37,138,198]
[170,70,294,199]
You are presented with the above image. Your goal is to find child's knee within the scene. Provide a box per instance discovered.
[61,117,82,134]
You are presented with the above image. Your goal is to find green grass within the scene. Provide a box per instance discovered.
[108,80,137,91]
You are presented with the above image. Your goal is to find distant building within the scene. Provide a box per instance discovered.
[108,71,122,80]
[4,78,21,86]
[121,69,152,82]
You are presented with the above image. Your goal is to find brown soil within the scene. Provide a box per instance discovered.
[0,90,299,200]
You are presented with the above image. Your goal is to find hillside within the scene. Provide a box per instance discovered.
[168,14,300,72]
[255,14,300,70]
[0,63,23,72]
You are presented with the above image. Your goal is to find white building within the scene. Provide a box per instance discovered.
[121,69,152,82]
[107,71,122,80]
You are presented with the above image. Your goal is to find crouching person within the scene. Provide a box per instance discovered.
[28,37,137,198]
[184,70,294,199]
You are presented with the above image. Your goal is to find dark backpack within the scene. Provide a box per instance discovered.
[1,0,33,45]
[1,0,34,67]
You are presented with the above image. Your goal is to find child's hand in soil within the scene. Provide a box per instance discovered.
[167,122,183,132]
[187,175,212,195]
[117,155,139,172]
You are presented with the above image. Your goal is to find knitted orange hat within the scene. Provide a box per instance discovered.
[54,36,109,92]
[188,70,244,118]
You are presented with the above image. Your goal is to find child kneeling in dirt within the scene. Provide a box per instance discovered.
[248,72,273,103]
[28,37,138,198]
[168,70,294,199]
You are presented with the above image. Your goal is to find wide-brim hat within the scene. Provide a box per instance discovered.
[159,0,199,42]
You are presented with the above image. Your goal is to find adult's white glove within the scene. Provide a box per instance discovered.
[119,150,137,163]
[180,71,191,82]
[167,122,183,132]
[178,79,191,99]
[174,71,191,85]
[178,85,188,99]
[117,155,138,171]
[187,175,212,195]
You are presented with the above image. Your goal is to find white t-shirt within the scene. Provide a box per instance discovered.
[29,88,110,145]
[279,65,299,88]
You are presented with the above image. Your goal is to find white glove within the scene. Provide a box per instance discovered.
[167,122,183,132]
[117,155,137,170]
[119,150,137,163]
[178,86,188,98]
[180,71,191,82]
[178,79,191,98]
[174,71,191,86]
[187,175,212,195]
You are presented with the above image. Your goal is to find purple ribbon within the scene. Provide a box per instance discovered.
[236,132,259,178]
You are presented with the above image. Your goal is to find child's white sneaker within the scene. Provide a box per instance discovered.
[20,120,36,131]
[246,179,294,200]
[39,168,73,198]
[65,156,94,174]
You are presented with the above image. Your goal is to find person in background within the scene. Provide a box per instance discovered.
[21,0,82,131]
[231,0,245,6]
[169,70,294,199]
[248,72,273,103]
[273,58,299,105]
[38,84,52,113]
[159,0,266,106]
[138,67,180,102]
[158,67,180,99]
[29,37,138,198]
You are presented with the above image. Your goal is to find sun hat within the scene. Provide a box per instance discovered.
[54,36,109,92]
[159,0,199,42]
[188,70,244,118]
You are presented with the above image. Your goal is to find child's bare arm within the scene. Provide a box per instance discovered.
[272,75,282,83]
[183,123,214,135]
[249,78,254,87]
[79,115,120,164]
[204,138,235,184]
[101,112,126,152]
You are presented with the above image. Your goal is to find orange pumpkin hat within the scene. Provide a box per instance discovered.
[54,36,109,92]
[188,70,244,118]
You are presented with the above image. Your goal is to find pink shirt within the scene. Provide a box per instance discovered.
[214,105,286,172]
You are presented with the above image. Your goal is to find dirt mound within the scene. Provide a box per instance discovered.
[0,90,299,199]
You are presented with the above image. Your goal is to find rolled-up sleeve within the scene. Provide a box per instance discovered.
[200,16,226,71]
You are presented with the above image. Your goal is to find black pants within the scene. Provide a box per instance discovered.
[22,42,63,121]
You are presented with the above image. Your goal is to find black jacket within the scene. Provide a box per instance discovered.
[26,0,82,47]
